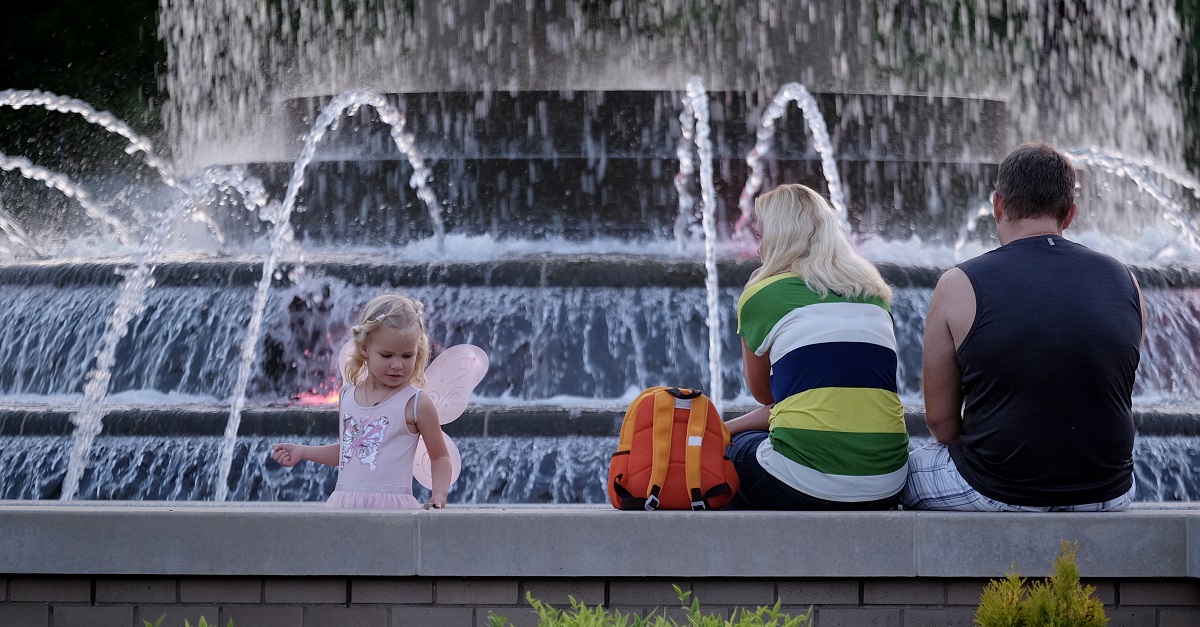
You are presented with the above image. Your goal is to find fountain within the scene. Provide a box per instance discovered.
[0,1,1198,506]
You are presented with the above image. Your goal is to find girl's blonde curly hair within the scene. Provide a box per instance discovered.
[343,293,431,387]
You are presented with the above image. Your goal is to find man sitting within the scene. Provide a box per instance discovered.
[903,142,1144,512]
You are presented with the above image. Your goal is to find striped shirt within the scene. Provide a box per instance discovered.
[737,272,909,501]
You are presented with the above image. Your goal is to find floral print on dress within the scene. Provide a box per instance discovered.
[340,414,391,471]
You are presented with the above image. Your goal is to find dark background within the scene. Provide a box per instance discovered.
[0,1,1197,175]
[0,1,162,173]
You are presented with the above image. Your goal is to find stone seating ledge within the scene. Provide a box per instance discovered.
[3,502,1198,580]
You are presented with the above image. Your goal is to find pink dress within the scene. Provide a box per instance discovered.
[326,384,423,509]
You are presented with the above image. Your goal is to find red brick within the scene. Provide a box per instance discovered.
[0,605,49,627]
[95,578,175,604]
[221,604,303,627]
[352,579,433,604]
[305,605,388,627]
[521,580,604,606]
[52,605,135,627]
[815,607,901,627]
[180,579,262,604]
[138,605,221,627]
[9,578,90,603]
[392,605,473,626]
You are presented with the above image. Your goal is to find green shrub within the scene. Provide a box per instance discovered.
[975,541,1108,627]
[975,571,1027,627]
[488,584,811,627]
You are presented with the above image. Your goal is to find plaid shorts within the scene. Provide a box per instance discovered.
[901,443,1134,512]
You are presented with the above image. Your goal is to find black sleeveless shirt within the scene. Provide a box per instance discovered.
[948,235,1142,506]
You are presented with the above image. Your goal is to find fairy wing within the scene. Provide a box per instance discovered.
[337,338,362,385]
[418,344,489,424]
[413,435,462,490]
[412,344,488,490]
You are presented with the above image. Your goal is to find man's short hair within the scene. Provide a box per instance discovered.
[994,142,1076,224]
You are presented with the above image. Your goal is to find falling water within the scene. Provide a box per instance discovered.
[735,82,850,243]
[61,168,273,500]
[954,202,993,256]
[1067,150,1200,201]
[673,94,698,250]
[0,89,179,188]
[1065,148,1200,261]
[213,88,441,500]
[17,429,1200,503]
[0,91,242,257]
[681,76,723,409]
[0,153,136,246]
[0,199,41,258]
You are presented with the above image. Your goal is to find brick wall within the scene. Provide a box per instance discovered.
[3,576,1199,627]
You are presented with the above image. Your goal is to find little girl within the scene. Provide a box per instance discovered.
[271,294,452,508]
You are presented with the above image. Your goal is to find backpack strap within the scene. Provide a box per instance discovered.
[644,389,677,510]
[675,388,736,510]
[681,390,707,510]
[614,388,650,456]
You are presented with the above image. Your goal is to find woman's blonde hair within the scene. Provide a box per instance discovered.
[753,184,892,300]
[343,294,431,387]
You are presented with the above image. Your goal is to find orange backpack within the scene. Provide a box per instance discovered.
[607,387,739,510]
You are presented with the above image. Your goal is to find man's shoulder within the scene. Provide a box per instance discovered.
[934,266,973,294]
[930,267,976,336]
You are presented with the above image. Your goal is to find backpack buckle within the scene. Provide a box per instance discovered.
[644,493,660,511]
[691,500,709,511]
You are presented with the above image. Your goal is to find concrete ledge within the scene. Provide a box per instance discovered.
[3,502,1198,580]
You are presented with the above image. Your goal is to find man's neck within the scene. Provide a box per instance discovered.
[997,217,1063,246]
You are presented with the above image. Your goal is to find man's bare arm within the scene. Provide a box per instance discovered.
[923,268,973,444]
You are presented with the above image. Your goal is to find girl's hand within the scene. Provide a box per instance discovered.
[271,443,304,467]
[427,494,447,509]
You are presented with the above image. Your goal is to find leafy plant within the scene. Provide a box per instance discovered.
[975,572,1027,627]
[488,584,811,627]
[975,541,1108,627]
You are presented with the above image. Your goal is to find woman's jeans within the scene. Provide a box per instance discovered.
[726,430,900,511]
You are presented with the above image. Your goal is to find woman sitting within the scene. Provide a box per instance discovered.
[725,183,908,510]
